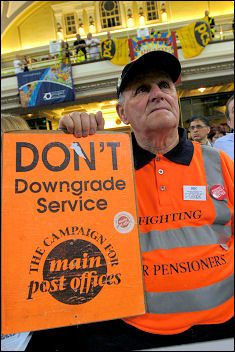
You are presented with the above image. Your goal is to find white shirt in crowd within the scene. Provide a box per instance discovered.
[14,59,24,74]
[86,38,100,60]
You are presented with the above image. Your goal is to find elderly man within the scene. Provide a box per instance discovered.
[214,95,234,161]
[86,32,100,61]
[27,51,234,351]
[189,116,212,145]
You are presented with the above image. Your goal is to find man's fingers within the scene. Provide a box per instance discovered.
[96,111,105,130]
[69,112,82,137]
[80,112,90,137]
[58,111,105,137]
[89,114,98,135]
[58,114,75,134]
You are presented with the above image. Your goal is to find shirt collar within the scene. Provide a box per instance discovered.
[132,127,194,170]
[205,140,213,146]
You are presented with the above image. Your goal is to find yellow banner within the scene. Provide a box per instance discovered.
[176,16,212,59]
[101,38,129,66]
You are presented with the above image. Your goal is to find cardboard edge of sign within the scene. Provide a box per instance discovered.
[3,130,130,134]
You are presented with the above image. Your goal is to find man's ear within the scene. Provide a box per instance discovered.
[227,119,232,129]
[116,103,129,125]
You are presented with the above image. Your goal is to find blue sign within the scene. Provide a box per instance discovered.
[17,65,75,107]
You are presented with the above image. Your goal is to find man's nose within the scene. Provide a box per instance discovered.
[149,84,164,101]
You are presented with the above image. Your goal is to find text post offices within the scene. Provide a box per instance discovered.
[2,131,146,333]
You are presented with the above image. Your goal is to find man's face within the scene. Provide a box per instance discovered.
[189,119,210,144]
[227,99,234,130]
[116,70,180,137]
[76,34,81,40]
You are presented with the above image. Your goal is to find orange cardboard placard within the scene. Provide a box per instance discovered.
[1,131,145,334]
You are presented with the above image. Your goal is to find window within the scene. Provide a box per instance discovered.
[26,118,48,130]
[64,13,77,35]
[100,1,121,29]
[146,1,159,21]
[180,92,233,128]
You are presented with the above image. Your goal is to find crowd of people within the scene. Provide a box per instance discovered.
[13,32,104,73]
[25,50,233,351]
[11,7,231,75]
[3,9,234,351]
[188,96,234,161]
[13,55,31,74]
[59,31,107,65]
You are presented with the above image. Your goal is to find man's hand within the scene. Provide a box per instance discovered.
[58,111,105,137]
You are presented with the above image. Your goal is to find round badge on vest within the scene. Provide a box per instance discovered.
[210,185,226,200]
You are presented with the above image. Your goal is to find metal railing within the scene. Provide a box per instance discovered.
[1,24,233,78]
[1,50,106,77]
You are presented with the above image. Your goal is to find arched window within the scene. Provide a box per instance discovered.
[100,1,121,29]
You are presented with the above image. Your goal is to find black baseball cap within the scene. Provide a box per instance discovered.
[117,50,181,98]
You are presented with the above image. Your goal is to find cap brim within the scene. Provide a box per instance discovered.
[118,51,181,96]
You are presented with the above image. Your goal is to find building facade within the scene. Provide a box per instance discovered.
[1,1,234,131]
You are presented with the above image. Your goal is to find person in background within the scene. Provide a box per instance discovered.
[1,115,33,352]
[73,33,87,62]
[212,131,226,144]
[107,31,112,39]
[13,55,24,74]
[86,32,100,61]
[23,56,30,72]
[27,51,234,351]
[1,115,30,133]
[208,125,226,145]
[189,116,212,146]
[205,10,215,38]
[59,40,72,67]
[214,95,234,161]
[150,27,160,36]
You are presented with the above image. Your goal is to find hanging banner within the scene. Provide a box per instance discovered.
[2,131,146,334]
[17,65,75,108]
[128,31,178,60]
[128,31,180,83]
[176,16,212,59]
[101,38,130,66]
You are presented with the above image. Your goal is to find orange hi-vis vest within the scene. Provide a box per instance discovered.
[123,129,234,335]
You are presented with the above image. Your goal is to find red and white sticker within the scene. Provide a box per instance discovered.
[114,212,135,233]
[210,185,226,200]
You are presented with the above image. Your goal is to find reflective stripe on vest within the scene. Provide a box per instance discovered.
[140,147,232,251]
[141,146,233,315]
[201,145,232,248]
[146,274,234,314]
[140,224,231,251]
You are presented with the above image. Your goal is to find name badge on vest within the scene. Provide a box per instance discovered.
[183,186,207,201]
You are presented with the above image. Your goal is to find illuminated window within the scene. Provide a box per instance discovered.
[146,1,159,21]
[64,13,77,35]
[100,1,121,29]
